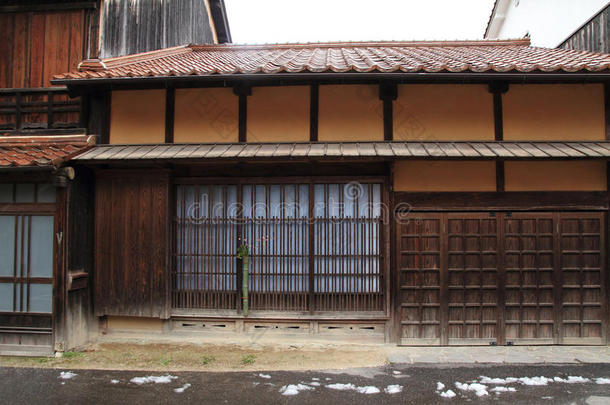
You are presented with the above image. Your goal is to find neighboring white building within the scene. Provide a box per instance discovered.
[485,0,609,48]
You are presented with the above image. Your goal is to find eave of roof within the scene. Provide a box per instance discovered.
[71,141,610,163]
[0,134,96,170]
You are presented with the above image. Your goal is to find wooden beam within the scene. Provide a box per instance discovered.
[234,85,251,143]
[489,81,508,141]
[165,88,175,143]
[394,191,609,211]
[310,84,319,142]
[0,2,97,13]
[605,83,610,140]
[379,84,397,141]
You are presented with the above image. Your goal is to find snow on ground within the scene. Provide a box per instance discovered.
[110,379,119,384]
[479,376,518,385]
[258,374,271,379]
[517,376,553,386]
[384,384,403,394]
[436,382,445,391]
[174,383,191,393]
[439,389,456,398]
[309,381,321,386]
[356,386,380,394]
[455,382,489,397]
[553,376,591,384]
[326,383,356,391]
[392,370,402,375]
[279,384,314,396]
[311,377,320,381]
[59,371,77,380]
[490,386,516,393]
[130,375,178,385]
[595,378,610,384]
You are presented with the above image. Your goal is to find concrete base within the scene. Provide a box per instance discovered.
[0,344,54,357]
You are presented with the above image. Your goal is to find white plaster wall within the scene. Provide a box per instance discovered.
[487,0,608,47]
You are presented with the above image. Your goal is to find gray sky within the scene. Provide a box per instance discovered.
[225,0,497,44]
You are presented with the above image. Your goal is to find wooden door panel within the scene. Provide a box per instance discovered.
[559,213,605,344]
[398,213,443,345]
[446,214,498,345]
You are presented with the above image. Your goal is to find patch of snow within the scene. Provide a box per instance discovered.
[541,397,553,400]
[553,376,590,384]
[59,371,77,380]
[517,376,552,386]
[325,378,332,381]
[440,390,456,398]
[311,377,320,381]
[61,382,65,385]
[455,382,488,397]
[490,386,516,393]
[309,381,321,387]
[595,378,610,384]
[437,382,446,391]
[392,370,402,375]
[479,376,518,385]
[326,383,356,391]
[258,373,271,379]
[110,379,119,384]
[384,384,403,394]
[174,383,191,393]
[356,386,380,394]
[279,384,313,396]
[130,375,178,385]
[253,382,260,386]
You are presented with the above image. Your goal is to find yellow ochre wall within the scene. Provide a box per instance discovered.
[318,85,383,141]
[393,161,497,192]
[503,84,605,141]
[247,86,310,142]
[110,90,165,144]
[393,84,495,141]
[174,88,239,143]
[505,161,606,191]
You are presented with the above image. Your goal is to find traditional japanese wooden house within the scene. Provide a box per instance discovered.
[0,0,230,355]
[48,38,610,347]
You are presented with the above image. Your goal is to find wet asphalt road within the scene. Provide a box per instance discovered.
[1,364,610,405]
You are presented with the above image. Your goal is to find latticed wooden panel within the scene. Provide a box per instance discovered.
[398,213,443,344]
[504,214,555,343]
[559,213,605,344]
[446,215,498,344]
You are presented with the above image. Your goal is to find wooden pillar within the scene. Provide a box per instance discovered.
[489,82,508,193]
[310,84,319,142]
[165,87,175,143]
[379,83,397,141]
[53,184,69,352]
[234,85,251,143]
[87,90,111,144]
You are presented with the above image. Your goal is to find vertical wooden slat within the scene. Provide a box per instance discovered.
[310,85,319,142]
[553,212,563,344]
[165,87,175,143]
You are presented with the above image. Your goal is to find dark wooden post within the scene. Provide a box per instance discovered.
[87,90,111,144]
[379,83,397,141]
[234,84,251,143]
[165,87,175,143]
[53,184,69,352]
[310,84,319,142]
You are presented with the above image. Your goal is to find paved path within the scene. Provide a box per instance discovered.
[385,345,610,364]
[2,364,610,405]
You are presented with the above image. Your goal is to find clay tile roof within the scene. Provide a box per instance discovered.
[0,135,96,169]
[53,39,610,81]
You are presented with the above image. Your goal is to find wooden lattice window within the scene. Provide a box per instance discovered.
[172,181,384,312]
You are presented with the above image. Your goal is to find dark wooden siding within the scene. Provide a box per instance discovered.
[559,5,610,54]
[0,8,97,88]
[99,0,216,58]
[94,171,170,318]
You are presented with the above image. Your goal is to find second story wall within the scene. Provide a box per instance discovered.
[105,83,608,145]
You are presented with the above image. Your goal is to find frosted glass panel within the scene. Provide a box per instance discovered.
[29,284,52,313]
[15,183,35,203]
[36,184,56,203]
[30,216,54,278]
[0,184,12,203]
[0,216,15,277]
[0,284,13,312]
